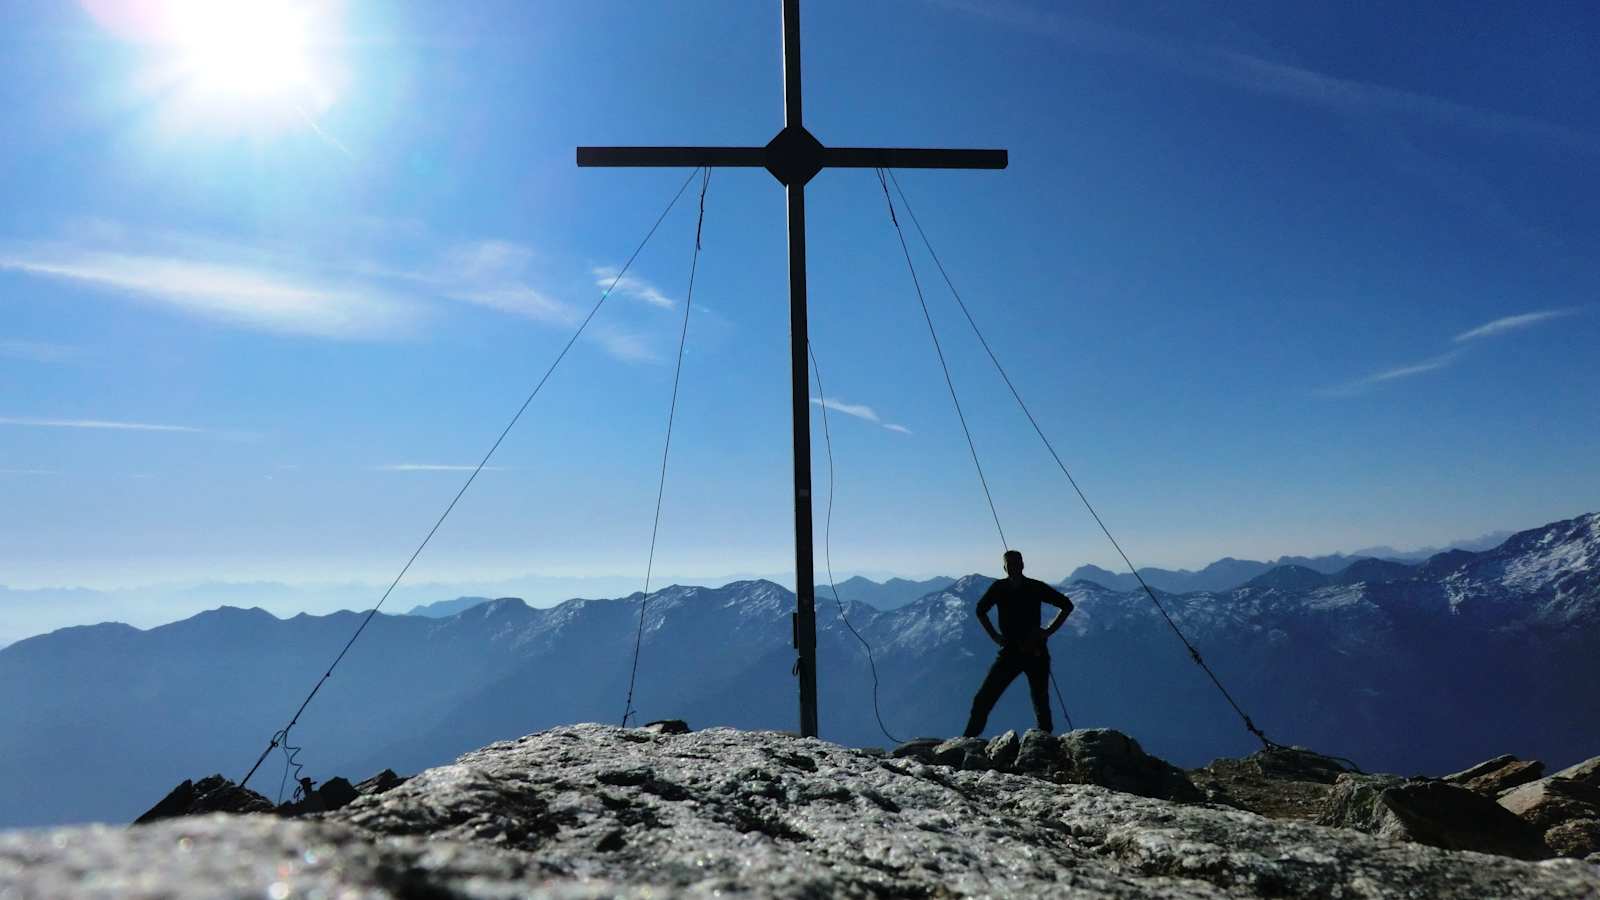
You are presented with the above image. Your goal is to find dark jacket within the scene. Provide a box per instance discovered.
[976,576,1074,645]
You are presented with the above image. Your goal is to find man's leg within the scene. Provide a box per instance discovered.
[1023,653,1054,733]
[963,650,1023,738]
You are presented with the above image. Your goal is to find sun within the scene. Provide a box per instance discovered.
[166,0,316,100]
[82,0,344,134]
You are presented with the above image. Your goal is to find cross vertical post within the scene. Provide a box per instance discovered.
[578,0,1006,739]
[779,0,819,739]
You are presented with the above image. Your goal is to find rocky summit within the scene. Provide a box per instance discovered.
[5,725,1600,899]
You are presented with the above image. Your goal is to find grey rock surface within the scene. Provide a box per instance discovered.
[1318,773,1404,833]
[1059,728,1203,802]
[985,728,1021,769]
[6,725,1600,899]
[1013,727,1065,773]
[931,737,991,770]
[1445,753,1520,783]
[1499,777,1600,830]
[353,768,407,796]
[888,737,941,761]
[1321,775,1549,859]
[1378,780,1551,860]
[1546,818,1600,859]
[1191,748,1351,821]
[1553,756,1600,789]
[1444,755,1546,795]
[132,775,273,825]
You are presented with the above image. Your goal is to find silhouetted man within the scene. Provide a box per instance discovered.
[963,549,1074,737]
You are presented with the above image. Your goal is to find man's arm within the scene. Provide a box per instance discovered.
[975,586,1004,646]
[1041,583,1074,637]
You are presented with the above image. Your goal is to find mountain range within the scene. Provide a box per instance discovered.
[811,575,956,611]
[2,513,1595,830]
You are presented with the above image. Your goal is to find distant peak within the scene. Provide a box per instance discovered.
[206,605,276,619]
[1243,565,1329,592]
[949,573,995,591]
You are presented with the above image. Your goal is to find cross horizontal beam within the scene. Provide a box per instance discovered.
[576,146,1007,170]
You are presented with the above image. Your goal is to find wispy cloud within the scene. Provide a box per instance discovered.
[1365,354,1462,384]
[0,340,81,364]
[438,283,579,326]
[1454,309,1579,342]
[813,397,881,422]
[810,397,912,434]
[594,266,674,309]
[0,416,205,432]
[0,468,58,475]
[591,328,659,364]
[373,464,510,472]
[447,240,535,279]
[1322,306,1582,396]
[933,0,1600,152]
[1321,352,1461,397]
[2,230,676,364]
[0,246,422,339]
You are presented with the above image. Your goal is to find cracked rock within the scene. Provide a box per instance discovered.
[6,725,1600,899]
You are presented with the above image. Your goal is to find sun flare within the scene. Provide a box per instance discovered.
[167,1,315,99]
[83,0,344,134]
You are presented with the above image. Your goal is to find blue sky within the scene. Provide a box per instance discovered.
[2,1,1597,628]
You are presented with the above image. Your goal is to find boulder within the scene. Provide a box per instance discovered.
[984,729,1020,770]
[1320,775,1550,860]
[134,775,274,825]
[931,737,990,770]
[1445,753,1519,783]
[1545,818,1600,859]
[1318,773,1404,834]
[354,769,409,797]
[1013,728,1064,774]
[1552,756,1600,790]
[889,737,942,761]
[1250,746,1353,784]
[1058,728,1202,802]
[134,779,201,825]
[1498,777,1600,831]
[1379,781,1551,860]
[317,777,360,811]
[641,719,691,735]
[1443,755,1545,796]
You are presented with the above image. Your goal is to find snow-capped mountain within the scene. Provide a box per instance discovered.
[3,513,1596,830]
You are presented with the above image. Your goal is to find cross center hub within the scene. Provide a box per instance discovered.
[764,125,826,187]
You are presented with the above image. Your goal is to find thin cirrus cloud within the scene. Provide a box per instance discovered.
[1325,307,1579,396]
[0,416,205,433]
[594,265,674,309]
[425,239,581,327]
[0,245,423,340]
[1321,352,1462,397]
[430,250,659,362]
[1453,308,1578,342]
[810,397,913,435]
[1,232,671,364]
[435,282,579,327]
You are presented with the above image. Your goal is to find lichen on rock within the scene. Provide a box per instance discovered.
[5,725,1600,899]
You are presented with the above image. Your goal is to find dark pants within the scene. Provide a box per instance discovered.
[963,647,1053,737]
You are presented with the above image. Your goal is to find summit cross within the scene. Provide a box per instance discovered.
[578,0,1007,738]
